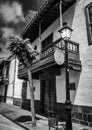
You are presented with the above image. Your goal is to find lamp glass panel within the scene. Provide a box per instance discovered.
[61,28,72,40]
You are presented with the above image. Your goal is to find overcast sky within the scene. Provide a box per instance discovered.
[0,0,46,38]
[0,0,46,13]
[19,0,46,12]
[0,0,46,59]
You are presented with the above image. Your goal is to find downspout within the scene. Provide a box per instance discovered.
[59,0,63,47]
[59,0,63,28]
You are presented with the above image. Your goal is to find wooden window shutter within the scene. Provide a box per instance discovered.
[22,81,27,99]
[69,83,76,91]
[42,33,53,50]
[85,2,92,45]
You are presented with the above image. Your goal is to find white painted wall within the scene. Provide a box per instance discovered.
[7,59,15,98]
[56,69,80,104]
[27,79,40,100]
[14,59,23,98]
[56,69,66,103]
[27,81,30,99]
[34,80,40,100]
[71,0,92,106]
[6,58,23,104]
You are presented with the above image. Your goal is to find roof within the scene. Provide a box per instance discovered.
[21,0,76,42]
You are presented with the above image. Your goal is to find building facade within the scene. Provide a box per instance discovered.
[0,60,10,103]
[18,0,92,126]
[1,0,92,127]
[0,58,23,106]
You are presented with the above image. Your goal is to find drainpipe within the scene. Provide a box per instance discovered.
[59,0,63,28]
[59,0,63,47]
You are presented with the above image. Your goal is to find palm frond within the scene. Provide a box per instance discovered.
[8,36,38,67]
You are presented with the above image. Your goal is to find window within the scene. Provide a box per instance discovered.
[69,83,76,91]
[6,62,10,77]
[22,81,27,99]
[41,33,53,50]
[85,2,92,45]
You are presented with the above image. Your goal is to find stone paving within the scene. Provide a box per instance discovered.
[0,114,25,130]
[0,103,92,130]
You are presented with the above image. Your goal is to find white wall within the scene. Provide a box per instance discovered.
[27,79,40,100]
[14,59,23,98]
[6,58,23,104]
[27,81,30,99]
[34,80,40,100]
[7,59,15,98]
[56,69,80,104]
[71,0,92,106]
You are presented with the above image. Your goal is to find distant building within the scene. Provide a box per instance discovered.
[0,57,23,105]
[0,59,10,103]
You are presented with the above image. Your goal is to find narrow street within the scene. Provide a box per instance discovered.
[0,114,25,130]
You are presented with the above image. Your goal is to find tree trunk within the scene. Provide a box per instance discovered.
[27,68,36,127]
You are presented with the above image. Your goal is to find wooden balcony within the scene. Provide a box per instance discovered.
[18,38,81,80]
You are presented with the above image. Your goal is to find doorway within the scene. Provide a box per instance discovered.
[40,73,56,116]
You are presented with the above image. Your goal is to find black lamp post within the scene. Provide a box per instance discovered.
[59,24,73,130]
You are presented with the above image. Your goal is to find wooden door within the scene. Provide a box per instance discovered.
[22,81,27,99]
[4,85,8,102]
[40,73,56,115]
[41,79,50,114]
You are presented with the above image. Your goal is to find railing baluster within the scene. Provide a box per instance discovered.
[77,44,79,53]
[75,45,77,52]
[68,42,70,50]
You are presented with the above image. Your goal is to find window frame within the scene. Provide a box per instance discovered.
[69,83,76,91]
[85,2,92,45]
[41,33,53,51]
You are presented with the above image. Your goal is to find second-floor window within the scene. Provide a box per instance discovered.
[85,2,92,45]
[41,33,53,50]
[6,63,10,77]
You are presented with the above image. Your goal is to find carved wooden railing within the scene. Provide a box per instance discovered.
[40,37,79,60]
[18,37,80,78]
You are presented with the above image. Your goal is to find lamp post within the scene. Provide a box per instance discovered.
[59,23,73,130]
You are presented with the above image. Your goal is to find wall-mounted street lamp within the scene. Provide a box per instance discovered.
[59,23,73,130]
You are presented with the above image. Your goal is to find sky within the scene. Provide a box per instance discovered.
[18,0,46,12]
[0,0,46,59]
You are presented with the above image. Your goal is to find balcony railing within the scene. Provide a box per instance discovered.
[18,37,81,79]
[40,38,79,59]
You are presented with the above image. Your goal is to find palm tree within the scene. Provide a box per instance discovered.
[8,35,39,127]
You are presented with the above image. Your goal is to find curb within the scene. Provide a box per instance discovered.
[0,113,30,130]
